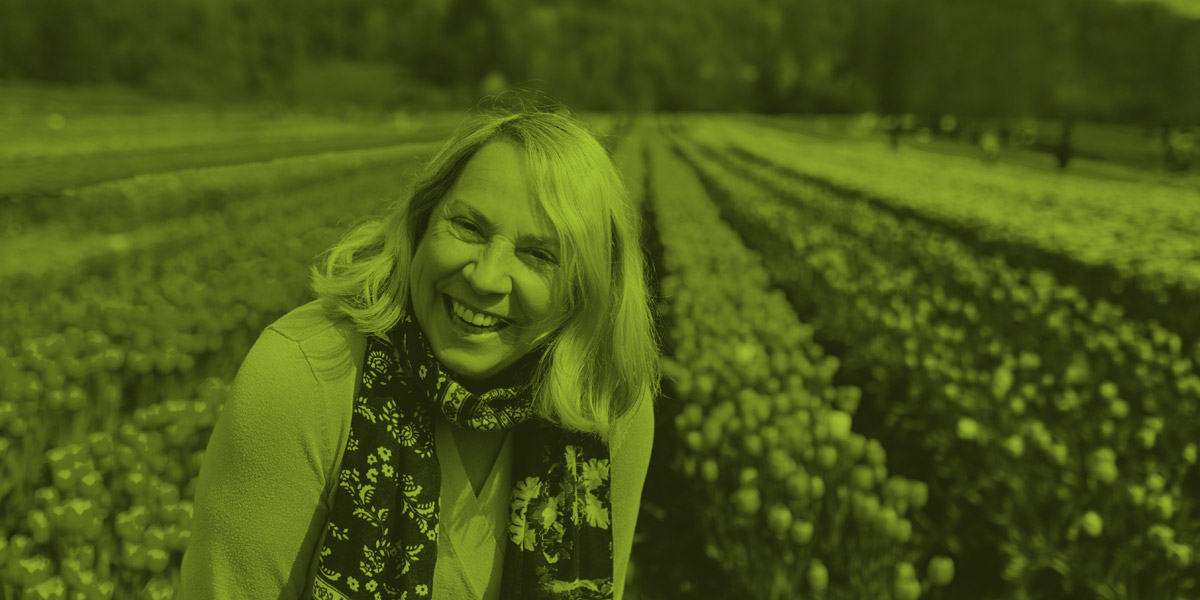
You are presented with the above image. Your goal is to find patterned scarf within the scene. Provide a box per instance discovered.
[312,308,615,600]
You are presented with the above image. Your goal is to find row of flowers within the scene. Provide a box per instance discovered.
[668,122,1198,599]
[689,116,1200,301]
[1,139,448,289]
[0,144,446,599]
[617,123,955,599]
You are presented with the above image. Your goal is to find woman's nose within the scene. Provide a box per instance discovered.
[462,242,513,295]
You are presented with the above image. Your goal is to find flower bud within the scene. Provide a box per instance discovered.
[743,434,764,457]
[843,433,867,462]
[1167,542,1193,568]
[851,465,874,491]
[1110,399,1129,419]
[1099,461,1120,485]
[828,410,852,441]
[807,559,828,592]
[891,517,913,543]
[817,445,838,471]
[790,520,814,545]
[1138,428,1157,450]
[27,511,51,545]
[957,417,980,441]
[1081,511,1103,537]
[767,449,795,481]
[147,549,170,573]
[1051,442,1068,466]
[908,480,929,509]
[767,505,793,538]
[1128,484,1147,506]
[26,575,66,598]
[1153,495,1177,520]
[18,554,52,587]
[1147,473,1166,493]
[894,578,920,600]
[1004,435,1025,458]
[786,471,810,500]
[1149,524,1175,547]
[732,487,761,516]
[865,440,886,467]
[928,555,955,586]
[810,476,825,500]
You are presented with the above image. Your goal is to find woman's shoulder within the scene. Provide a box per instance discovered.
[609,393,655,455]
[266,299,353,343]
[259,299,368,386]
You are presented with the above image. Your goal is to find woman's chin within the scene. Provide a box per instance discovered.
[438,351,505,382]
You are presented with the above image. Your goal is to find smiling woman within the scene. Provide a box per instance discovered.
[409,142,565,385]
[178,102,661,600]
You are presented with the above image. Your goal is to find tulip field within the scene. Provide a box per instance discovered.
[626,116,1200,599]
[0,100,465,599]
[2,97,1198,599]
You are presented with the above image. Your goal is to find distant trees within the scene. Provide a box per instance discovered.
[0,0,1196,133]
[0,0,301,100]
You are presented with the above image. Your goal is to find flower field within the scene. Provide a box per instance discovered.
[0,111,459,598]
[615,127,952,600]
[2,104,1196,599]
[633,116,1198,598]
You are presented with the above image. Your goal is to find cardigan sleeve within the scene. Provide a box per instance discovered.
[177,328,337,600]
[610,396,655,600]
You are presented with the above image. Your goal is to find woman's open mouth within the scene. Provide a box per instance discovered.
[444,295,513,335]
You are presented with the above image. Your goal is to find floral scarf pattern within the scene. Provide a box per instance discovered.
[312,308,614,599]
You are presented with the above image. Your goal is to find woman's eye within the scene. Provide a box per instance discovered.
[527,249,558,265]
[451,218,482,235]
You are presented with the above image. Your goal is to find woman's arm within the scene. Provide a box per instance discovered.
[610,397,655,600]
[177,328,336,599]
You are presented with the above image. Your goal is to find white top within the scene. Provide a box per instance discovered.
[431,416,512,598]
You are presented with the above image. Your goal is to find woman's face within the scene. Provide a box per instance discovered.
[409,141,563,382]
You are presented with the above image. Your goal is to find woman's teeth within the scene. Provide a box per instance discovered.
[449,297,507,329]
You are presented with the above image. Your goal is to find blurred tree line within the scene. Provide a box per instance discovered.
[0,0,1196,126]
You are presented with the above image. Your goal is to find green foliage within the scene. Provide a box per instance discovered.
[1,0,1197,119]
[673,115,1200,599]
[0,114,465,596]
[624,125,942,599]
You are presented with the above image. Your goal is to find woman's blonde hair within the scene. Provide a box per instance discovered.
[310,100,660,443]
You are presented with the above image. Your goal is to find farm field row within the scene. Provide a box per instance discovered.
[0,125,456,199]
[0,81,470,197]
[0,150,432,599]
[0,141,443,284]
[663,120,1198,599]
[618,124,959,599]
[0,80,456,162]
[684,116,1200,343]
[751,113,1199,181]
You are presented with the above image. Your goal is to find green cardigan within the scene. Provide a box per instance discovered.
[177,300,654,599]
